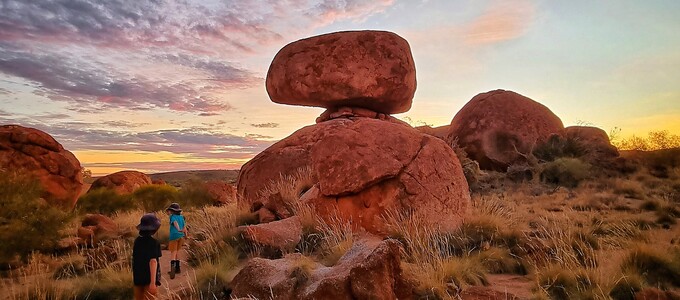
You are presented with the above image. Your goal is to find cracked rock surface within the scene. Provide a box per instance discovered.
[237,118,470,234]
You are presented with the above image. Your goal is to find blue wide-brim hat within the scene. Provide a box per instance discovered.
[136,213,161,231]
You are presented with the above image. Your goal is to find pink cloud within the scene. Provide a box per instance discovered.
[463,0,536,45]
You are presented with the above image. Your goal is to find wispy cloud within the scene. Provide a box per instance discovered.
[250,122,279,128]
[0,0,396,114]
[463,0,536,45]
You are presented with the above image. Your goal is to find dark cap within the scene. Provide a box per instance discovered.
[136,213,161,231]
[166,202,182,213]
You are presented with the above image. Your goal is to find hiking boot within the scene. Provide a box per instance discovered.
[175,260,181,274]
[168,261,176,279]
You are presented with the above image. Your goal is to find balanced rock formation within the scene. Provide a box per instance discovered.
[203,181,237,205]
[0,125,83,208]
[238,118,470,234]
[446,90,564,171]
[88,170,151,194]
[231,237,412,299]
[266,30,416,114]
[564,126,619,161]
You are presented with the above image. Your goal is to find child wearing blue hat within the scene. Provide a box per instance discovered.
[132,213,162,299]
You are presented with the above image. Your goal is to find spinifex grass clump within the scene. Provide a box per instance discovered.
[536,265,604,300]
[620,245,680,289]
[540,158,591,188]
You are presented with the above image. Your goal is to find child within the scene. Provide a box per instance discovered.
[132,213,162,300]
[165,203,186,279]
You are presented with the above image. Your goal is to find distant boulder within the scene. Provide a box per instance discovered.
[564,126,619,161]
[446,90,564,171]
[266,30,417,114]
[88,170,151,194]
[77,214,118,247]
[0,125,83,208]
[415,125,451,140]
[204,181,237,205]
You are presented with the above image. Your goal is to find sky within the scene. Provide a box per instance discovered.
[1,0,679,175]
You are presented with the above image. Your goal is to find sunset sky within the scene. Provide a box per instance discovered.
[1,0,679,175]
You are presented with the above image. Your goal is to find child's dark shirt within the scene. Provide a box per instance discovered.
[132,235,162,286]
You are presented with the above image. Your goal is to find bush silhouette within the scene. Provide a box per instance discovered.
[540,158,591,188]
[0,172,71,265]
[133,185,179,212]
[77,188,136,215]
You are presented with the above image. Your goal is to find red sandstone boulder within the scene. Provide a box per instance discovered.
[446,90,564,171]
[0,125,83,208]
[204,181,237,205]
[416,125,451,141]
[231,237,412,299]
[77,214,118,247]
[151,178,166,185]
[238,118,470,235]
[266,30,417,114]
[564,126,619,160]
[88,170,151,194]
[239,216,302,257]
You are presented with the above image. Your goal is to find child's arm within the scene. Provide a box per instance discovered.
[172,221,182,232]
[148,258,158,294]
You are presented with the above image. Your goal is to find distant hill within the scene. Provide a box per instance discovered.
[149,169,240,187]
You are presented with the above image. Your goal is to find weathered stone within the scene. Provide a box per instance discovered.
[231,237,412,299]
[238,118,470,235]
[88,170,151,194]
[446,90,564,171]
[77,214,119,247]
[240,216,303,256]
[0,125,83,208]
[266,30,417,114]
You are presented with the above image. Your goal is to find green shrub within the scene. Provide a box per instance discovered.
[77,188,136,215]
[133,185,179,212]
[540,158,591,188]
[179,179,215,208]
[0,172,71,264]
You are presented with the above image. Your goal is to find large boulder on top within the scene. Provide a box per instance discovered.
[266,30,417,114]
[564,126,619,161]
[88,170,151,194]
[446,90,564,171]
[231,237,412,299]
[0,125,83,208]
[238,118,470,235]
